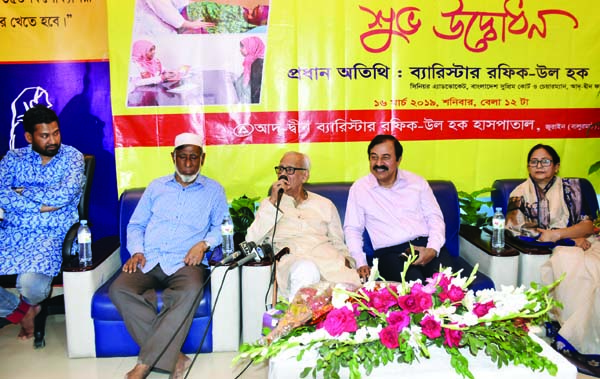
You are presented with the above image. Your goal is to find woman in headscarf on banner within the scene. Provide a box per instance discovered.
[233,36,265,104]
[505,143,599,365]
[127,39,181,106]
[133,0,215,37]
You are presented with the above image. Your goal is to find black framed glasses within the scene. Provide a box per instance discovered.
[528,158,553,167]
[274,166,307,175]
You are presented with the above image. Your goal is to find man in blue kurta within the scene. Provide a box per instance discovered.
[109,133,229,379]
[0,105,84,339]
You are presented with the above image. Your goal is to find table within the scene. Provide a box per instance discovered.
[504,234,553,287]
[241,262,274,343]
[268,333,577,379]
[210,265,241,352]
[127,69,239,107]
[459,224,520,287]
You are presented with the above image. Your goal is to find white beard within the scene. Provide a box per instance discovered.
[175,167,200,183]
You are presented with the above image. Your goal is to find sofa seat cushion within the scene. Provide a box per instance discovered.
[91,271,212,321]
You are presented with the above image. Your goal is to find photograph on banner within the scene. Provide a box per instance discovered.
[127,34,266,107]
[127,0,269,107]
[132,0,269,37]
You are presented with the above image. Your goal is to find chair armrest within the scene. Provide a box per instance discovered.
[459,225,520,257]
[504,233,553,256]
[61,222,80,263]
[63,242,122,358]
[63,235,120,272]
[459,225,520,287]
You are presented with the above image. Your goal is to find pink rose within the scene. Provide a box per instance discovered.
[473,300,495,317]
[442,328,463,347]
[420,315,442,339]
[369,288,397,313]
[398,294,420,313]
[387,310,410,332]
[431,272,451,290]
[414,291,433,311]
[322,307,358,336]
[398,291,433,313]
[379,325,400,349]
[439,285,465,303]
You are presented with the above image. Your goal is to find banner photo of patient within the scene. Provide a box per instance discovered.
[127,0,269,107]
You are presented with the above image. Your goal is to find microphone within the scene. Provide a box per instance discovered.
[215,249,243,266]
[228,241,266,270]
[276,175,287,204]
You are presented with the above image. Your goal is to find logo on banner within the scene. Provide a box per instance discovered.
[9,86,52,150]
[233,124,253,137]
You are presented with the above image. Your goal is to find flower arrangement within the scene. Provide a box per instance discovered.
[234,249,563,379]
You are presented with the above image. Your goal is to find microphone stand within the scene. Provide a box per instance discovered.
[271,247,290,306]
[265,176,286,308]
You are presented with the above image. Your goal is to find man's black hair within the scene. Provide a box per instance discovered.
[22,105,59,135]
[367,134,403,161]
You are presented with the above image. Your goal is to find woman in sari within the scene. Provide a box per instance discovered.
[506,144,599,366]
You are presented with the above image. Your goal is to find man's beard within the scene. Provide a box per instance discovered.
[175,166,200,183]
[33,143,60,158]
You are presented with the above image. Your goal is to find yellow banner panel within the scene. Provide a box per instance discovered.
[1,1,108,62]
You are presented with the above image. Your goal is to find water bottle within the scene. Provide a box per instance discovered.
[491,208,505,249]
[221,213,234,257]
[77,220,93,267]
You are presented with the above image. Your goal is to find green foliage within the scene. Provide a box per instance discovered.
[589,161,600,176]
[229,195,259,235]
[593,210,600,230]
[458,187,494,228]
[233,259,564,379]
[586,122,600,176]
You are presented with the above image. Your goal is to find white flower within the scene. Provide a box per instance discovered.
[488,292,528,318]
[332,286,351,309]
[368,259,380,282]
[462,290,475,312]
[289,329,328,344]
[449,311,479,326]
[337,332,352,342]
[450,275,467,288]
[428,304,456,319]
[363,281,377,291]
[405,325,423,350]
[354,327,369,343]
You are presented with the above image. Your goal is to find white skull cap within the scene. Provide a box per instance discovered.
[174,133,203,149]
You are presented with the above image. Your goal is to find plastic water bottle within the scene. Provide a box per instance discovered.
[221,213,234,257]
[491,208,505,249]
[78,220,93,266]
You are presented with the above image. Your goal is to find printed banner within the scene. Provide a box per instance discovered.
[106,0,600,196]
[0,0,108,62]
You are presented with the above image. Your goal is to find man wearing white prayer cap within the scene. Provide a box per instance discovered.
[109,132,228,379]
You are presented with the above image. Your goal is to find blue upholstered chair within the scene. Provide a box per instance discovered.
[90,188,214,357]
[305,180,495,292]
[490,178,599,286]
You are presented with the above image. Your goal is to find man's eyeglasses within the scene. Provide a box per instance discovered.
[528,158,553,167]
[274,166,307,175]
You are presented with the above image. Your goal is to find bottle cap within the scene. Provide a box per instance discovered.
[495,207,501,212]
[81,220,88,225]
